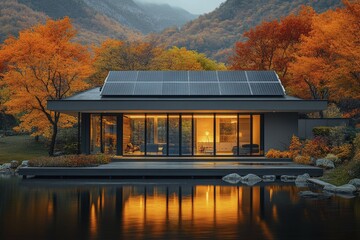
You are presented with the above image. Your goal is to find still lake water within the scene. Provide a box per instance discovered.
[0,176,360,240]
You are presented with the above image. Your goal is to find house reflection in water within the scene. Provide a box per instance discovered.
[71,185,279,239]
[1,179,359,240]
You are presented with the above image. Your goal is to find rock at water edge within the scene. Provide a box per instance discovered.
[281,175,297,182]
[222,173,242,184]
[316,159,335,169]
[324,184,357,195]
[262,175,276,182]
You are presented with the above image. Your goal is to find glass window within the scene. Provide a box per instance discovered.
[146,115,167,155]
[169,115,180,156]
[252,115,261,156]
[216,115,237,155]
[239,115,251,156]
[123,115,145,155]
[102,116,117,155]
[90,114,101,154]
[194,114,214,155]
[181,115,192,155]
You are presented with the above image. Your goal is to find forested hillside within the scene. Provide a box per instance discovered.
[0,0,197,44]
[0,0,142,44]
[152,0,343,61]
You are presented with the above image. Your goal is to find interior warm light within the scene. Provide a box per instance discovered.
[205,131,209,136]
[239,132,243,137]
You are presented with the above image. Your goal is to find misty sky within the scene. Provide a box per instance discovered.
[136,0,226,14]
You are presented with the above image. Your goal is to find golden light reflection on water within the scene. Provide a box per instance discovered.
[2,180,360,239]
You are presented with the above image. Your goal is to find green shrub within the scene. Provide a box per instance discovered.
[313,127,332,138]
[29,154,111,167]
[348,160,360,179]
[353,133,360,159]
[325,153,341,164]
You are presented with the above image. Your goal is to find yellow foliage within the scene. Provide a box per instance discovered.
[289,135,302,158]
[266,149,292,158]
[294,155,311,165]
[332,144,353,160]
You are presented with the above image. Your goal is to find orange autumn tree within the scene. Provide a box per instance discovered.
[289,1,360,103]
[90,40,163,86]
[229,6,314,79]
[0,17,92,155]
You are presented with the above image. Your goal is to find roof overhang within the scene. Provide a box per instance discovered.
[47,98,327,114]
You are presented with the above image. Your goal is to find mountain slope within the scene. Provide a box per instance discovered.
[83,0,197,34]
[135,1,197,32]
[15,0,142,44]
[152,0,344,62]
[0,0,142,44]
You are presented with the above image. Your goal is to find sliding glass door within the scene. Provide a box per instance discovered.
[90,113,263,157]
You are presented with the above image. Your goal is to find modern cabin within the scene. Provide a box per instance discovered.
[47,71,327,158]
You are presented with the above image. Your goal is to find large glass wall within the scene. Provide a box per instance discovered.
[181,115,193,156]
[216,115,238,155]
[252,115,262,156]
[239,115,251,156]
[90,114,101,154]
[123,115,145,156]
[146,115,167,155]
[102,116,117,154]
[90,113,263,157]
[194,114,214,155]
[168,115,180,156]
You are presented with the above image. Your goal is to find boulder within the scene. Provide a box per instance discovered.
[20,160,29,167]
[241,174,262,186]
[0,163,12,175]
[10,160,19,169]
[324,184,357,195]
[299,191,331,200]
[316,159,335,169]
[262,175,276,182]
[295,173,310,183]
[281,175,297,182]
[0,163,11,170]
[348,178,360,189]
[222,173,242,184]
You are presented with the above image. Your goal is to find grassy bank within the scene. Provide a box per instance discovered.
[0,135,48,164]
[320,165,351,186]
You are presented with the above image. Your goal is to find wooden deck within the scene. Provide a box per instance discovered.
[18,161,323,179]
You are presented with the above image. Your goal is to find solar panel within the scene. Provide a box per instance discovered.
[101,82,135,95]
[134,82,162,95]
[190,83,220,95]
[250,83,285,95]
[162,83,189,95]
[246,71,279,82]
[219,83,251,95]
[100,70,285,97]
[163,71,188,82]
[189,71,218,82]
[106,71,138,82]
[218,71,247,82]
[137,71,163,82]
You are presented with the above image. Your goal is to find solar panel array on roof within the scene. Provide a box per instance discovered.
[101,71,285,97]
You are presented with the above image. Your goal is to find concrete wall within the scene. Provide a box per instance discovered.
[298,118,350,139]
[264,112,298,151]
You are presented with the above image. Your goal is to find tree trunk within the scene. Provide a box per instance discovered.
[49,123,58,156]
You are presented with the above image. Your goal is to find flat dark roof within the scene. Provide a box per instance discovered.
[47,71,328,113]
